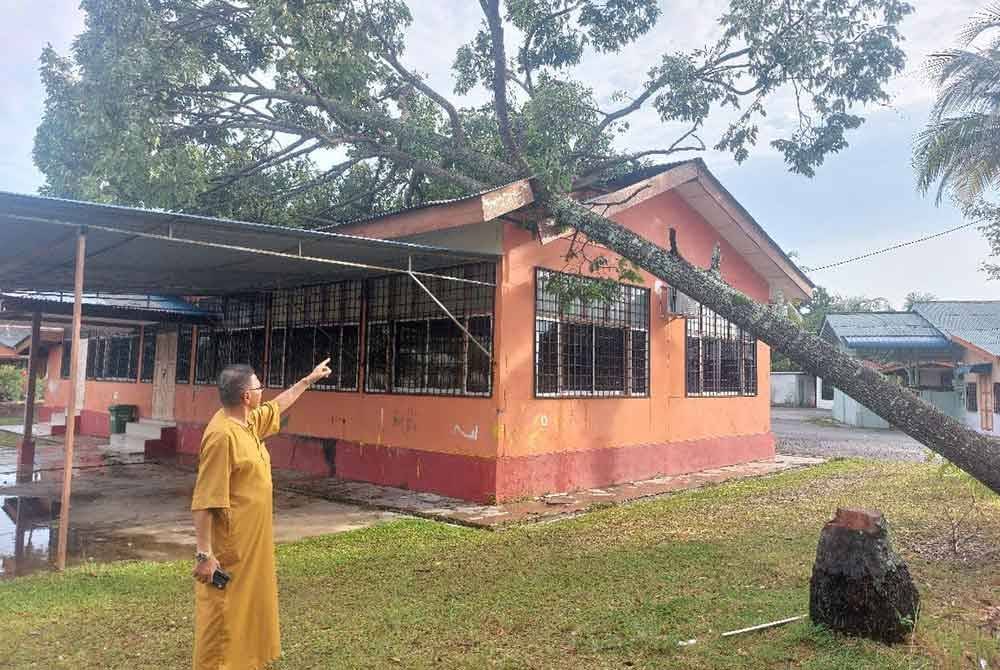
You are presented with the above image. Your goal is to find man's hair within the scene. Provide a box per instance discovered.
[218,365,256,407]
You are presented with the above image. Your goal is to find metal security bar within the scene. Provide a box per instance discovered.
[685,297,757,397]
[365,262,494,396]
[534,268,650,398]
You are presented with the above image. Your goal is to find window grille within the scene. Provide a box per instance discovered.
[140,327,157,383]
[267,281,362,391]
[684,295,757,397]
[364,262,495,396]
[194,326,216,385]
[967,382,979,412]
[82,332,140,381]
[60,340,72,379]
[176,324,193,384]
[534,268,650,397]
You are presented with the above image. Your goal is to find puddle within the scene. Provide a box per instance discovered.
[0,495,191,579]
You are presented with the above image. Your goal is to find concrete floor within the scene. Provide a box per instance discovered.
[0,435,398,578]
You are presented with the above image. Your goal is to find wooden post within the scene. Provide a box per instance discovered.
[56,228,86,571]
[16,311,42,483]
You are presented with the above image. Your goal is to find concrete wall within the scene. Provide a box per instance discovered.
[493,190,773,499]
[770,372,816,407]
[833,388,962,429]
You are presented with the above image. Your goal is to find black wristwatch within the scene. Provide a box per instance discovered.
[195,551,212,563]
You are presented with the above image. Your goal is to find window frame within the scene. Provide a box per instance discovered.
[684,296,758,398]
[967,382,979,412]
[533,268,650,399]
[364,263,496,397]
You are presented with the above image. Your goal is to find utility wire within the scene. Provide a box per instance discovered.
[801,221,979,272]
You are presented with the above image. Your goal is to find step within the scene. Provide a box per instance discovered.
[0,422,51,437]
[108,433,148,455]
[138,418,176,428]
[125,421,165,440]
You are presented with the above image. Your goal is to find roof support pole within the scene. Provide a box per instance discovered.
[56,227,86,571]
[16,311,42,483]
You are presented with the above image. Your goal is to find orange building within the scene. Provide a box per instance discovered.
[34,160,811,502]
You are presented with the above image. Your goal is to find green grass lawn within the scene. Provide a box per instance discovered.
[1,459,997,669]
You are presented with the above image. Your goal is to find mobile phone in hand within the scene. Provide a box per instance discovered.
[211,567,231,590]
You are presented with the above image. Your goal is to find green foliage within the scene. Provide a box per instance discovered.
[32,0,914,227]
[0,365,24,402]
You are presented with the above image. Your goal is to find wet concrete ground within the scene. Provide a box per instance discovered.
[0,434,398,579]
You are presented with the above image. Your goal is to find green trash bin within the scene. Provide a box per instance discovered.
[108,404,138,434]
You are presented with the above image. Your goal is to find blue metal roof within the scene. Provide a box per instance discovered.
[912,301,1000,356]
[842,335,952,350]
[1,292,207,316]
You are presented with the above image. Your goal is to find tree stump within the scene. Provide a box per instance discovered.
[809,508,919,644]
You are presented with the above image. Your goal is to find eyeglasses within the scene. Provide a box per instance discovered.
[246,385,264,392]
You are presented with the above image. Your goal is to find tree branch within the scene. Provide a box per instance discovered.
[480,0,530,172]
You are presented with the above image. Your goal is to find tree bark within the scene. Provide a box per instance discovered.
[541,190,1000,494]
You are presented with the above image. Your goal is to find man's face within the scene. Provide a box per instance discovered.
[244,374,264,410]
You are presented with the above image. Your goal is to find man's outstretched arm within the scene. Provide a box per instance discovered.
[272,358,332,413]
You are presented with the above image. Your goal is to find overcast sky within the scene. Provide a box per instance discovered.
[1,0,997,308]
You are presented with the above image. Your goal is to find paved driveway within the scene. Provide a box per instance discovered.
[772,407,929,462]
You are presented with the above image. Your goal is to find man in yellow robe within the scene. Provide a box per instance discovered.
[190,359,331,670]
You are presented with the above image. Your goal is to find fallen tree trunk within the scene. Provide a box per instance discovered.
[542,191,1000,494]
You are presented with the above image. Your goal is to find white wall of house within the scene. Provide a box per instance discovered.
[770,371,816,407]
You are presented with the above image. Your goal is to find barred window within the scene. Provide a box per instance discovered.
[215,294,267,380]
[140,326,157,383]
[84,332,140,381]
[194,326,216,385]
[685,296,757,397]
[534,268,650,397]
[364,263,494,396]
[267,281,362,391]
[967,382,978,412]
[176,324,193,384]
[60,340,72,379]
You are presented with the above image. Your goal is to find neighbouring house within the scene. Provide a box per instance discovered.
[819,303,1000,433]
[770,371,817,407]
[911,301,1000,436]
[4,158,813,502]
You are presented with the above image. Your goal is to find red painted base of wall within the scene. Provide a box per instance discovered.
[171,425,773,503]
[80,410,110,439]
[335,442,498,503]
[176,422,335,477]
[495,433,775,501]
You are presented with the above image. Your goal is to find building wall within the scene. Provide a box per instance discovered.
[957,346,1000,436]
[40,190,781,502]
[492,190,773,498]
[770,372,817,407]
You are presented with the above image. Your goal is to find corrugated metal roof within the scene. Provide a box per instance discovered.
[821,312,951,349]
[1,292,206,316]
[0,191,498,295]
[0,324,29,348]
[912,301,1000,356]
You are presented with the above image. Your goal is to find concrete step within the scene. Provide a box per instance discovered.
[0,422,51,437]
[125,421,165,440]
[138,418,176,428]
[50,410,81,427]
[108,433,148,455]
